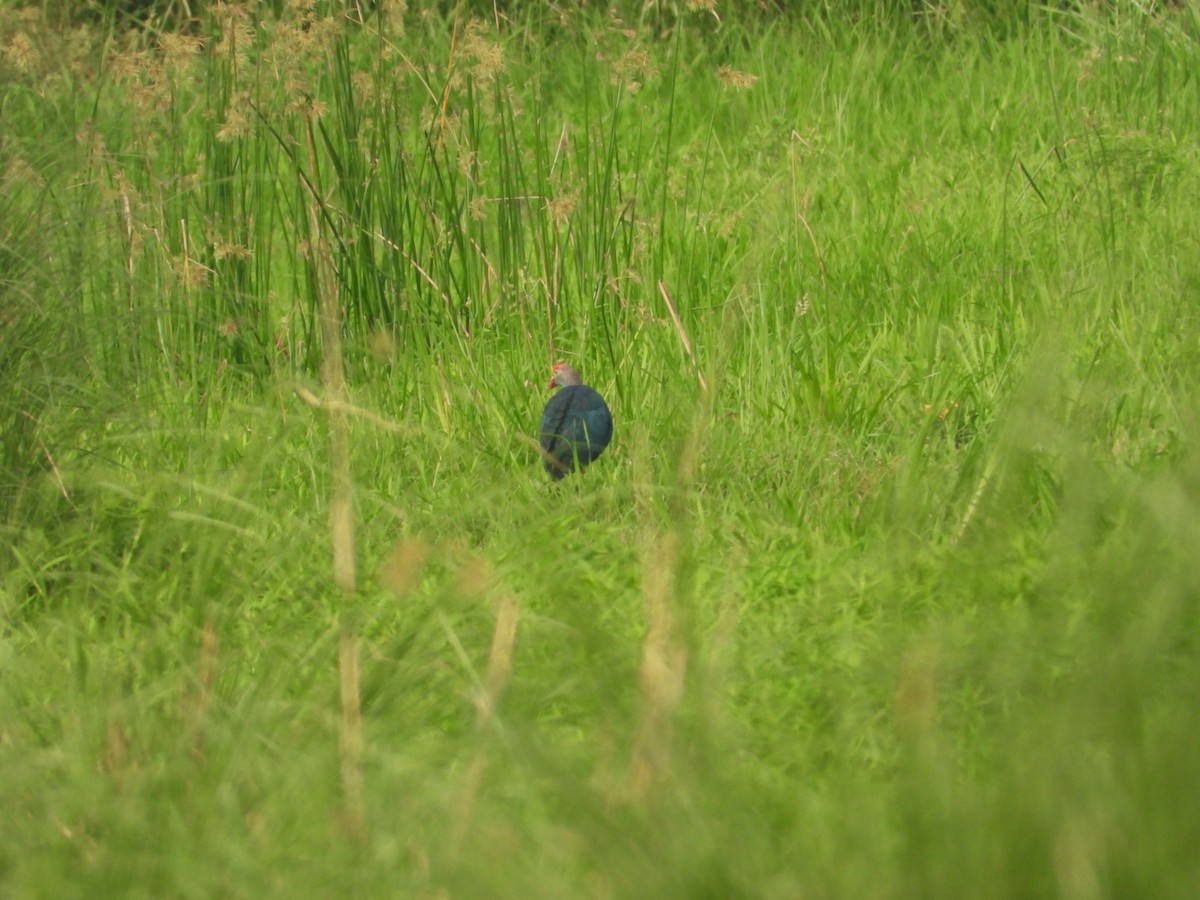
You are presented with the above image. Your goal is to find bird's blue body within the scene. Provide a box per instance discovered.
[539,383,613,479]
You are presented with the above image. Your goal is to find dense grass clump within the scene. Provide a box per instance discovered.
[2,1,1200,897]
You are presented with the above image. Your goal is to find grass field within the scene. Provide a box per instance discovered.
[3,1,1200,896]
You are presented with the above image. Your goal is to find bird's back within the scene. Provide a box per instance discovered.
[539,384,613,478]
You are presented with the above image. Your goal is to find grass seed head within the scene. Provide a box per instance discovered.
[463,21,505,84]
[717,65,757,90]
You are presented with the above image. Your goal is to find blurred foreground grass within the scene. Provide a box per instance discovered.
[2,2,1200,896]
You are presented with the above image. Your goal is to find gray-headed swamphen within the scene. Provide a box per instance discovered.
[539,363,613,479]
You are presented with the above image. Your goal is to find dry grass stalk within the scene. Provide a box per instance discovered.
[479,592,519,728]
[23,411,70,502]
[657,280,708,393]
[338,630,366,838]
[627,532,688,800]
[453,589,520,853]
[191,615,220,759]
[788,134,827,279]
[301,114,363,835]
[301,118,356,597]
[317,302,355,593]
[293,383,418,436]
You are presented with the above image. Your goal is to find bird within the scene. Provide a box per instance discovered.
[538,363,613,480]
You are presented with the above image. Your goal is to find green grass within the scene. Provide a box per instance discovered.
[3,2,1200,896]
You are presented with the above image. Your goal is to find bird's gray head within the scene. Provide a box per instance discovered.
[548,363,583,389]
